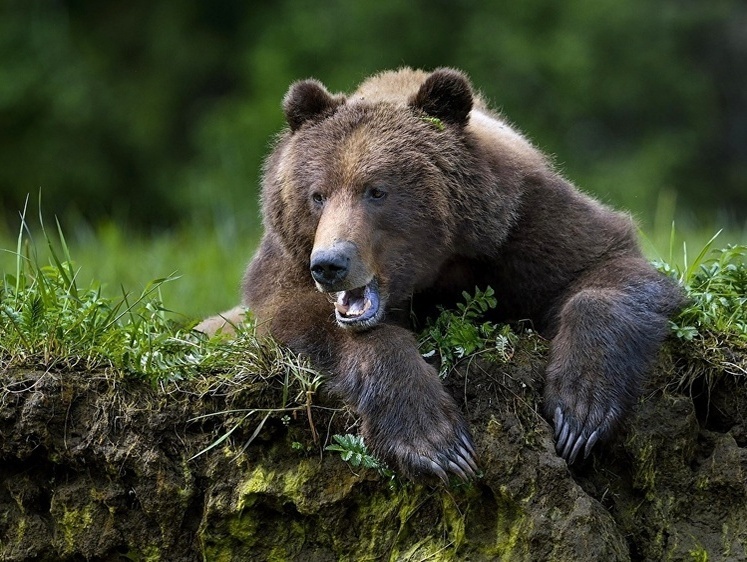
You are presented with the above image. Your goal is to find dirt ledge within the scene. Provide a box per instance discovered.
[1,336,746,561]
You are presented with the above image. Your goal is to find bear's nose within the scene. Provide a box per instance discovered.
[310,246,350,288]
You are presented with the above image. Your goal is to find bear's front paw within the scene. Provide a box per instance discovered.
[550,400,621,465]
[380,421,478,483]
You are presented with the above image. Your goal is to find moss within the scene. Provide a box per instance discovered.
[484,487,530,561]
[124,546,162,562]
[59,504,94,555]
[228,513,260,546]
[204,463,316,560]
[266,523,305,561]
[143,547,162,562]
[688,545,709,562]
[628,435,657,499]
[200,545,233,562]
[280,458,320,512]
[440,492,467,552]
[337,484,402,558]
[10,516,28,546]
[236,466,275,511]
[206,510,307,561]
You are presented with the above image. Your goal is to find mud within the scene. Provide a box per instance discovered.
[1,335,745,561]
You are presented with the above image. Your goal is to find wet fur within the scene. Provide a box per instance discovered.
[204,68,684,479]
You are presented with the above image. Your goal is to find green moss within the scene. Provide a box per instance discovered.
[59,504,94,554]
[124,546,162,562]
[440,493,466,551]
[11,516,27,546]
[266,523,305,561]
[689,545,709,562]
[281,459,317,501]
[200,545,233,562]
[236,466,275,511]
[228,513,260,546]
[628,436,657,499]
[484,487,530,561]
[203,463,316,560]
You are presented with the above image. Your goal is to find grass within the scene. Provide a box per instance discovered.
[1,205,745,381]
[0,214,261,322]
[0,209,303,385]
[0,211,334,478]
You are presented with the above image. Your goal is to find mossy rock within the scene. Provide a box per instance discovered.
[1,334,745,561]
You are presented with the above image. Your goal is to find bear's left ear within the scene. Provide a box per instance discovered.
[410,68,473,127]
[283,79,346,132]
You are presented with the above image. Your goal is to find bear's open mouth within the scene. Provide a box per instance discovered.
[332,279,381,327]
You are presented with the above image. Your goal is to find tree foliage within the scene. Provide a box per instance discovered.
[1,0,745,230]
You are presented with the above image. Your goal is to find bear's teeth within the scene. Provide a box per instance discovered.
[334,289,370,318]
[346,298,371,317]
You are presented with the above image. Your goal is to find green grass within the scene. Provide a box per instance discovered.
[1,217,743,323]
[0,210,256,378]
[1,207,746,381]
[0,218,260,322]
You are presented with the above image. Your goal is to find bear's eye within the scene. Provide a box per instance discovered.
[367,187,388,201]
[311,192,325,205]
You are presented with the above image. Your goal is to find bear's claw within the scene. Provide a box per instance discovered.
[443,430,479,481]
[425,459,449,483]
[553,406,604,465]
[412,430,478,483]
[442,455,469,481]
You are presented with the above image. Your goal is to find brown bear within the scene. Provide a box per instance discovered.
[199,68,684,481]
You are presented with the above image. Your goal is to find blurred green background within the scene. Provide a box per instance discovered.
[1,0,746,319]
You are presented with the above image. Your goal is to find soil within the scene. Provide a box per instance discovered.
[1,334,746,561]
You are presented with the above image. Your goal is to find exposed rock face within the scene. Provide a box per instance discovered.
[1,337,745,561]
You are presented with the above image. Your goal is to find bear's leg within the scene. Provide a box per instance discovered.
[544,262,680,464]
[194,306,247,336]
[332,325,477,481]
[241,238,477,481]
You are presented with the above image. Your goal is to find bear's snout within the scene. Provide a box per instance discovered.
[310,242,357,290]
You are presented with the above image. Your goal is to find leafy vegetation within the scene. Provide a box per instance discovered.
[419,287,519,378]
[0,214,301,390]
[325,434,394,480]
[656,239,747,393]
[2,1,746,230]
[659,242,747,343]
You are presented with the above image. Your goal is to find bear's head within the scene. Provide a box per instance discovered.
[263,69,477,330]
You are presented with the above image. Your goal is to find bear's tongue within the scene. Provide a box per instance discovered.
[334,287,370,318]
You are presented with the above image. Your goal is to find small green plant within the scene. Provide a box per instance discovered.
[419,115,445,131]
[656,241,747,342]
[325,434,394,479]
[419,286,518,377]
[651,230,747,391]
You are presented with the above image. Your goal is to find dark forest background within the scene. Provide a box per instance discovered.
[2,0,746,237]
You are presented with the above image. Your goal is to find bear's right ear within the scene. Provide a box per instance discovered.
[283,79,346,132]
[410,68,473,127]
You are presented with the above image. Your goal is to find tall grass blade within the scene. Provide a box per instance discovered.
[684,229,722,284]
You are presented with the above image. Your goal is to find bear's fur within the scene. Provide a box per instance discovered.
[199,68,684,481]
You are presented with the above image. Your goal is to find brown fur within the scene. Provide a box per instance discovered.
[202,68,684,480]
